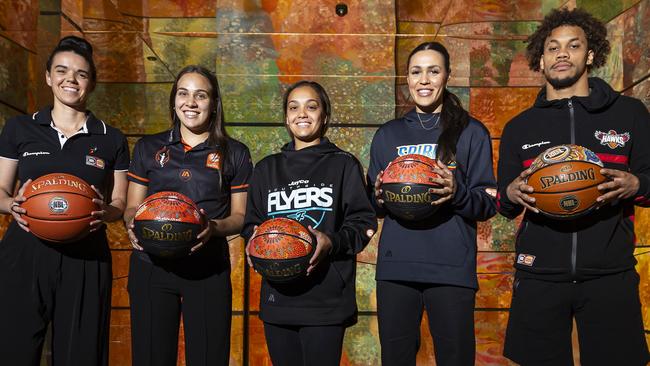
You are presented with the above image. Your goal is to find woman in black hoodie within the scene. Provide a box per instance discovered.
[243,80,377,366]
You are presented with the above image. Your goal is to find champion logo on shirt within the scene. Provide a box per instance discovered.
[521,141,550,150]
[22,151,50,157]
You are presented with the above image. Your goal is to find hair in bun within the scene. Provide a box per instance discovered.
[46,36,97,81]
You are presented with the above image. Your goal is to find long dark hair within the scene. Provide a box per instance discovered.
[169,65,229,168]
[46,36,97,82]
[282,80,332,138]
[407,42,469,165]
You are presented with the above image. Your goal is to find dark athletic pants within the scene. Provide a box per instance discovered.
[377,280,476,366]
[263,322,346,366]
[504,270,650,366]
[0,225,112,366]
[128,246,232,366]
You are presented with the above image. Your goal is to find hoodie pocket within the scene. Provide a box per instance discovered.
[263,260,349,309]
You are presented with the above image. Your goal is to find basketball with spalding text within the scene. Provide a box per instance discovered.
[381,154,442,221]
[21,173,99,243]
[133,191,204,258]
[527,144,607,219]
[248,217,315,282]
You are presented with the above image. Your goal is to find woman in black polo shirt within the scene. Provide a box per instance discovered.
[124,65,252,366]
[242,80,377,366]
[0,36,129,365]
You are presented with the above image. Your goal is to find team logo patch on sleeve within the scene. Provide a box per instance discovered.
[154,146,170,167]
[206,152,221,170]
[516,254,536,266]
[85,155,105,169]
[594,130,630,149]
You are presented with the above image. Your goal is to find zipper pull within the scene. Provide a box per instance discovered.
[568,99,573,108]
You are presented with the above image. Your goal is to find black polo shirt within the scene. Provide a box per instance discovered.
[127,125,252,220]
[0,106,130,193]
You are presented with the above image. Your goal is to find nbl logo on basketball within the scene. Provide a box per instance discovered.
[48,196,69,214]
[267,181,334,228]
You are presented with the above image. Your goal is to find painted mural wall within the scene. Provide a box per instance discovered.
[0,0,648,365]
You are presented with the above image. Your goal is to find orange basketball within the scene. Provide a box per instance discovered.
[133,191,204,258]
[21,173,98,243]
[527,144,606,218]
[248,217,315,282]
[381,154,442,220]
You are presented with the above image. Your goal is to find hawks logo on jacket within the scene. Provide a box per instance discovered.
[267,180,333,228]
[594,130,630,149]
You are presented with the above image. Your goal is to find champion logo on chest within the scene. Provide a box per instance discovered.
[22,151,51,157]
[594,130,630,149]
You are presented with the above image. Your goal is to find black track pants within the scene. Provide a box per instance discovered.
[263,322,346,366]
[377,280,476,366]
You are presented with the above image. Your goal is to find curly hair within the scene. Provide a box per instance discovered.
[526,8,610,72]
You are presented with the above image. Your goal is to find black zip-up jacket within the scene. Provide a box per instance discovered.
[497,77,650,281]
[242,138,377,326]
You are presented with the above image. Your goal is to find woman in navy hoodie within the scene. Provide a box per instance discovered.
[243,80,377,366]
[368,42,497,365]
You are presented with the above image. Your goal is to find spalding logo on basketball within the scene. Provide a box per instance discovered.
[134,191,204,258]
[248,217,315,282]
[20,173,98,243]
[527,144,606,219]
[381,154,441,220]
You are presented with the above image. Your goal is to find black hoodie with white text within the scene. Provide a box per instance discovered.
[242,138,377,326]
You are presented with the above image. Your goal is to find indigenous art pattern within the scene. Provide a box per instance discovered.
[1,0,649,364]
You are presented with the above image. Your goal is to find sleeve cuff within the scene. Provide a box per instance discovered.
[633,173,650,204]
[451,179,468,208]
[127,172,149,185]
[231,184,249,193]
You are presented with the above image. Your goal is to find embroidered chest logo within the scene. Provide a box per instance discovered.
[594,130,630,149]
[206,152,221,170]
[22,151,50,157]
[522,141,550,150]
[180,169,192,182]
[85,156,105,169]
[516,254,536,266]
[155,146,170,168]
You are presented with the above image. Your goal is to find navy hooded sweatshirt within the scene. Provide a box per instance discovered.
[367,109,497,289]
[242,138,377,326]
[497,77,650,281]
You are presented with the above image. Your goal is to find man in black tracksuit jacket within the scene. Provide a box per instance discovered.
[497,8,650,366]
